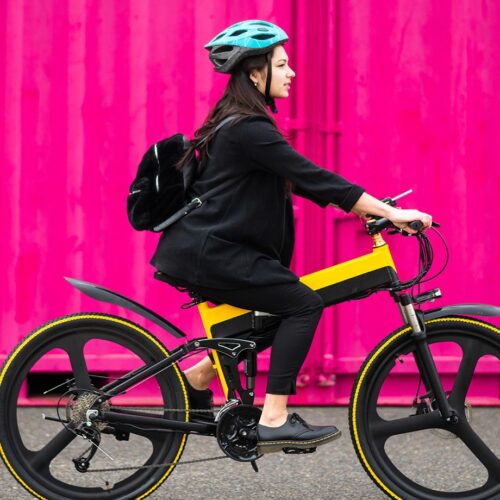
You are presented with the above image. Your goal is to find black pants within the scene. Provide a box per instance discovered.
[191,281,324,395]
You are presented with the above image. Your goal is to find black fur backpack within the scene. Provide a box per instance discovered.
[127,134,192,231]
[127,115,239,232]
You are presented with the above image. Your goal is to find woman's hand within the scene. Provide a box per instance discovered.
[386,207,432,234]
[350,193,432,234]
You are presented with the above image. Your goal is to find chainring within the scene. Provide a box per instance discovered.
[216,404,262,462]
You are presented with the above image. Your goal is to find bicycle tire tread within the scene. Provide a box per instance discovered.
[348,316,500,500]
[0,313,189,500]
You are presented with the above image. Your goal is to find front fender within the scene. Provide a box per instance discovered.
[424,303,500,321]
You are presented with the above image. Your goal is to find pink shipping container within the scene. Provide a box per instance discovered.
[1,0,499,406]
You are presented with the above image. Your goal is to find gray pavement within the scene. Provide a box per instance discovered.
[1,407,499,499]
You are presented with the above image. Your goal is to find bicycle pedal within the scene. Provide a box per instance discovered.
[282,447,317,454]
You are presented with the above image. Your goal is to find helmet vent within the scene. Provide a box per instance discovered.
[252,34,274,40]
[230,29,247,37]
[212,33,226,42]
[212,45,233,54]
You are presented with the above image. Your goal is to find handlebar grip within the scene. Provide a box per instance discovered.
[407,220,440,231]
[367,218,438,235]
[408,221,424,232]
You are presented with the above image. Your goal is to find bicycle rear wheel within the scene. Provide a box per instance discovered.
[349,316,500,499]
[0,314,189,500]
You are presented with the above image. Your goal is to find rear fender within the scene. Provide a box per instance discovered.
[64,277,186,338]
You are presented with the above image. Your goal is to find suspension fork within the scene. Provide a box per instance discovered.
[399,293,459,424]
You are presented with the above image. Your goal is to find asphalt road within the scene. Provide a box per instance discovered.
[1,407,499,499]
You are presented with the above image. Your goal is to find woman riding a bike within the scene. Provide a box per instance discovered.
[150,19,432,451]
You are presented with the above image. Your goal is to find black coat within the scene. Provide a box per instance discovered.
[150,116,364,289]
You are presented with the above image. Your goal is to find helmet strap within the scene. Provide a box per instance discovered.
[264,52,278,113]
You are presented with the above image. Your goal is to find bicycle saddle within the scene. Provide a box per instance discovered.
[154,271,222,307]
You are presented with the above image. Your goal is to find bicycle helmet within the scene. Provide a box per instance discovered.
[205,20,289,113]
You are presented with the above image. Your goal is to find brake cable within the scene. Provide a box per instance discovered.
[416,226,449,284]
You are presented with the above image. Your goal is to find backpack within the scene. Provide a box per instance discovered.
[127,115,239,232]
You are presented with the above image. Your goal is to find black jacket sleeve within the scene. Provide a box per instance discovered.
[236,118,365,212]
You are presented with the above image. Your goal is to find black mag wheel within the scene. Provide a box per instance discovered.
[349,317,500,500]
[0,314,189,500]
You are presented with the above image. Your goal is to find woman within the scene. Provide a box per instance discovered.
[151,20,432,452]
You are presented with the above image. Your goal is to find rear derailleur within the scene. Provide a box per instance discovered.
[72,424,102,473]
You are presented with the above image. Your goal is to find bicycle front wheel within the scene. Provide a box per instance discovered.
[0,314,189,500]
[349,316,500,500]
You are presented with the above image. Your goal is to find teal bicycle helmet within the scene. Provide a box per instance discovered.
[205,20,289,113]
[205,20,288,73]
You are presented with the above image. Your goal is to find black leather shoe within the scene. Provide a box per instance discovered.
[182,375,215,422]
[257,413,341,453]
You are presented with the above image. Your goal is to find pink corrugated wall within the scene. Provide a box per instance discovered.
[331,0,500,404]
[1,0,499,405]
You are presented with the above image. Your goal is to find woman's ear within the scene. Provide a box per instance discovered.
[249,69,259,85]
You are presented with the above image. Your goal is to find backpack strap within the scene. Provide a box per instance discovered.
[198,114,240,146]
[153,175,241,231]
[153,115,241,232]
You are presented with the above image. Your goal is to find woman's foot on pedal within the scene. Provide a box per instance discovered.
[257,413,341,453]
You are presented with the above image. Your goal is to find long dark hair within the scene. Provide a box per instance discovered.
[177,49,279,172]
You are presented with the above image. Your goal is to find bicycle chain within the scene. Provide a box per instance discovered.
[84,406,226,473]
[86,454,228,473]
[113,406,216,413]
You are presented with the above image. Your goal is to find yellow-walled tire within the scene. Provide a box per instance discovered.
[349,317,500,500]
[0,313,189,500]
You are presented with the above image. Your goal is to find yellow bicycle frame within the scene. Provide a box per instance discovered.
[198,234,397,397]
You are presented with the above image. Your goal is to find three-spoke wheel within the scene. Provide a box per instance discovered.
[0,314,188,500]
[350,317,500,499]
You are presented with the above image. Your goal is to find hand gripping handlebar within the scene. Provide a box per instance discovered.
[365,189,439,235]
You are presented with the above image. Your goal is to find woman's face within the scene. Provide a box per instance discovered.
[250,45,295,99]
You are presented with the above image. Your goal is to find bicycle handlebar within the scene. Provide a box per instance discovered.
[364,191,447,291]
[365,189,439,235]
[365,217,439,236]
